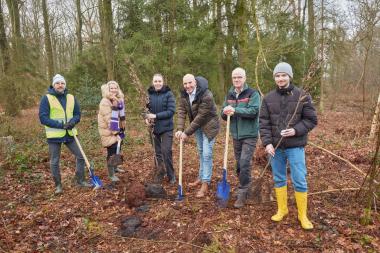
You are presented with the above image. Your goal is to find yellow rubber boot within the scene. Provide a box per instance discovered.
[271,186,288,222]
[295,191,313,230]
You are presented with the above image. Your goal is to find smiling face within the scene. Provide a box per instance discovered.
[152,75,164,91]
[232,68,246,91]
[53,81,66,94]
[183,74,196,94]
[274,72,290,88]
[109,83,119,96]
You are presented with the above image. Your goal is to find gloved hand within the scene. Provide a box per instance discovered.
[117,101,124,110]
[63,121,76,130]
[119,128,125,139]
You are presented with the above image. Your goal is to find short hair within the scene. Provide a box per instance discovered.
[152,73,164,82]
[232,67,246,77]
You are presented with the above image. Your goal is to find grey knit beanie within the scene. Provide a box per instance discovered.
[273,62,293,79]
[52,74,66,86]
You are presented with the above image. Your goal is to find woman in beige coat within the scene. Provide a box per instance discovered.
[98,81,126,182]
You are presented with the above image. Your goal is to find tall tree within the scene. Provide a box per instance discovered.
[99,0,115,80]
[41,0,54,79]
[307,0,315,62]
[0,0,10,73]
[225,0,233,87]
[235,0,248,67]
[5,0,22,62]
[76,0,83,56]
[215,0,226,93]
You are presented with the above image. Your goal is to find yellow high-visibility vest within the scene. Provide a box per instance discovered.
[45,94,77,138]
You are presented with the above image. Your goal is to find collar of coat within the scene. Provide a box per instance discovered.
[147,85,171,94]
[227,83,250,97]
[276,82,295,95]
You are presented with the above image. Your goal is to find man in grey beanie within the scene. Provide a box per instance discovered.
[259,62,317,230]
[39,74,91,194]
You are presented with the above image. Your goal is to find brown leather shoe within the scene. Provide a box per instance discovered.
[196,183,208,198]
[189,179,201,187]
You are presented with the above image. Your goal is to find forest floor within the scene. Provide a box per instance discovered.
[0,95,379,253]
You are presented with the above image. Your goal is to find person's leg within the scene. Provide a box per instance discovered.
[200,131,215,183]
[287,147,313,229]
[232,138,242,177]
[161,131,175,183]
[196,130,215,198]
[114,141,124,173]
[152,133,165,182]
[234,137,257,208]
[270,149,289,221]
[190,129,203,187]
[65,140,91,187]
[106,142,119,182]
[287,147,307,192]
[48,142,63,193]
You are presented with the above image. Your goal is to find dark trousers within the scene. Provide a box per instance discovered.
[106,142,120,161]
[153,131,175,180]
[48,140,85,186]
[233,137,257,188]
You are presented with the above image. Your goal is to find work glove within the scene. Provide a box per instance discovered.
[63,121,76,130]
[117,101,124,110]
[119,128,125,139]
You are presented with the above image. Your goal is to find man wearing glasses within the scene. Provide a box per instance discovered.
[221,68,261,208]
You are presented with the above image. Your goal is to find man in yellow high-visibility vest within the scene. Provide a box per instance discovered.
[39,74,91,194]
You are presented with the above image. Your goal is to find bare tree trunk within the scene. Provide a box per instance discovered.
[99,0,115,80]
[225,0,233,91]
[307,0,315,61]
[41,0,54,79]
[167,0,176,86]
[319,0,325,113]
[5,0,22,62]
[76,0,83,56]
[0,0,10,73]
[370,92,380,140]
[216,0,225,94]
[235,0,248,66]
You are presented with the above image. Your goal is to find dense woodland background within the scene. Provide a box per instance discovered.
[0,0,378,115]
[0,0,380,252]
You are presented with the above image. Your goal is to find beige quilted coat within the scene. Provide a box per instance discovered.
[97,95,125,148]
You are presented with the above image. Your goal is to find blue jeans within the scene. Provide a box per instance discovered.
[195,129,216,183]
[48,140,86,186]
[270,147,308,192]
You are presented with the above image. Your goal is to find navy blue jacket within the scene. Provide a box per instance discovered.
[147,85,175,135]
[39,86,81,143]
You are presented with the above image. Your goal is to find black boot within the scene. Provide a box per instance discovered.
[234,187,248,208]
[153,162,165,183]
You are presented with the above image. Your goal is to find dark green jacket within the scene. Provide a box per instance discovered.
[221,84,261,140]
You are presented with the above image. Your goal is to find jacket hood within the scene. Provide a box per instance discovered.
[47,85,67,96]
[148,85,171,94]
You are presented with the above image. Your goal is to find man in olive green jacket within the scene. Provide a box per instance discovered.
[221,67,261,208]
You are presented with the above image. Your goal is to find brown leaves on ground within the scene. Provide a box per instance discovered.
[0,98,379,252]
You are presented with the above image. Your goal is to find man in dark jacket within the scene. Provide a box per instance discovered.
[175,74,220,198]
[39,74,91,194]
[221,67,261,208]
[144,73,176,184]
[259,62,317,230]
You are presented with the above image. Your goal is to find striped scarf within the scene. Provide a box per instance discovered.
[110,100,125,131]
